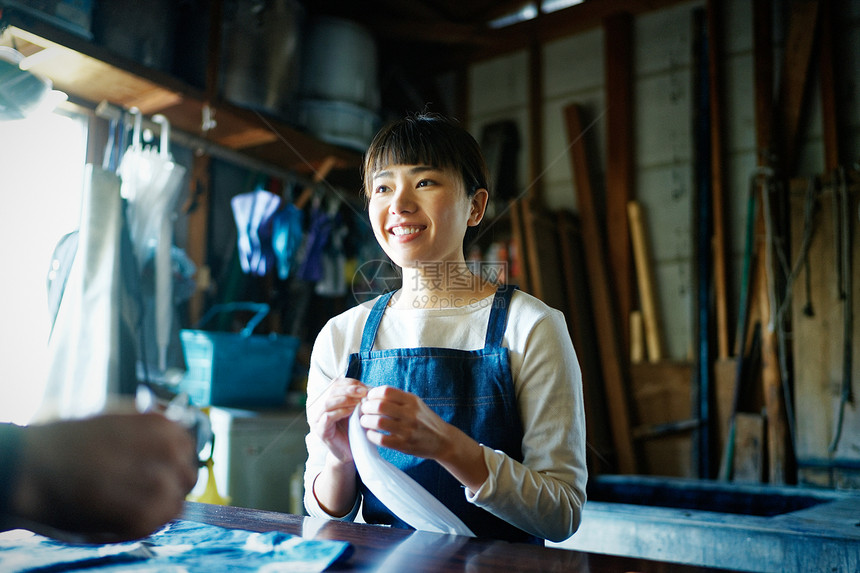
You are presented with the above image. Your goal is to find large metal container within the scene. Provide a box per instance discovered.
[221,0,304,118]
[298,15,380,111]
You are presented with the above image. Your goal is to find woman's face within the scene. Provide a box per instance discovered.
[368,164,487,270]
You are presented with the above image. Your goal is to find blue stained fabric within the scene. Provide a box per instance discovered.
[231,189,282,277]
[271,203,305,280]
[0,519,352,572]
[345,285,539,544]
[296,207,333,282]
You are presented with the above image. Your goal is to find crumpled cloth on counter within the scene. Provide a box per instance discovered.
[0,519,352,572]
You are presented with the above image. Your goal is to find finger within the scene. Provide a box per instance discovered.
[329,378,368,398]
[359,412,393,433]
[317,406,359,432]
[360,397,406,423]
[365,428,404,451]
[365,385,404,402]
[323,391,364,412]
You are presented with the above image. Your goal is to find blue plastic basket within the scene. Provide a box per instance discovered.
[179,303,300,408]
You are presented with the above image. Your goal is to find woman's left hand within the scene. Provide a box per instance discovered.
[360,385,490,491]
[359,385,451,461]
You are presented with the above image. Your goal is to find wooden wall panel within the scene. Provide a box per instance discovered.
[791,184,860,478]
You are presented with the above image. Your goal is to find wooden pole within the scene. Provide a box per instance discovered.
[564,103,639,474]
[520,29,545,299]
[603,13,635,353]
[627,201,663,363]
[186,153,212,325]
[818,0,841,170]
[777,0,821,173]
[707,0,730,360]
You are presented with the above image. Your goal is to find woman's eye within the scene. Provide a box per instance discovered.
[374,185,390,194]
[417,179,435,188]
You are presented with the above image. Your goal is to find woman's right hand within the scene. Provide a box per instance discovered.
[309,377,368,465]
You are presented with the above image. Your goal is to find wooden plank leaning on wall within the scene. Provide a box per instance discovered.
[565,103,639,475]
[604,13,635,354]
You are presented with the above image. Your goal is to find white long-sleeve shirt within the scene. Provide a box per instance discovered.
[303,289,587,542]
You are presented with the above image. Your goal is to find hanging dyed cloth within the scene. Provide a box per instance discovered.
[296,206,333,282]
[271,203,304,280]
[315,210,348,297]
[231,187,281,276]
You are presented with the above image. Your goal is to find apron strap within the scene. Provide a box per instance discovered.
[484,285,517,349]
[360,290,397,352]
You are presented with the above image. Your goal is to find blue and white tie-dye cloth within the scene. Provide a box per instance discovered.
[0,519,352,572]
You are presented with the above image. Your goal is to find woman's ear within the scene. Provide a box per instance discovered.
[468,188,490,227]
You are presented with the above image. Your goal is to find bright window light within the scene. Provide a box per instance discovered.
[488,0,584,28]
[489,3,538,29]
[542,0,584,14]
[0,109,87,424]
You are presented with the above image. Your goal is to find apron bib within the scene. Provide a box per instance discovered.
[345,285,539,543]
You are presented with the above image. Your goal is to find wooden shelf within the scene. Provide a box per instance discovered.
[0,9,363,177]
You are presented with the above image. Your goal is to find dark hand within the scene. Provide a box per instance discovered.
[12,413,197,543]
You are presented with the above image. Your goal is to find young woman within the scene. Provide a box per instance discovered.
[303,113,586,544]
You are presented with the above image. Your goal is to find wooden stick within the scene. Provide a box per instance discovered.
[630,310,644,364]
[604,13,635,353]
[564,103,639,474]
[521,34,545,299]
[818,0,841,169]
[756,246,789,485]
[777,0,821,173]
[627,201,663,363]
[707,0,731,359]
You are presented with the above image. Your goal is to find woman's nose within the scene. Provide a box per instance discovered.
[389,187,416,214]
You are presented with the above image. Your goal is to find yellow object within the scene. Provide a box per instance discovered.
[187,407,231,505]
[188,457,231,505]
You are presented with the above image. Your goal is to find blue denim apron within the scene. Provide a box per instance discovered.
[345,285,540,543]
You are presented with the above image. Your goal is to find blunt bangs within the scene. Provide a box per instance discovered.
[363,114,489,198]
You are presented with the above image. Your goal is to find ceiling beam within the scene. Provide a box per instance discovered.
[470,0,689,62]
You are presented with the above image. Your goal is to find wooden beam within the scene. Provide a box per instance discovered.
[470,0,689,62]
[604,13,635,354]
[777,0,821,174]
[818,0,841,169]
[754,0,774,167]
[565,103,639,474]
[186,154,212,325]
[520,32,545,299]
[707,0,730,360]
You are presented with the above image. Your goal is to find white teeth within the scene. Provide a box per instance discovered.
[392,226,421,236]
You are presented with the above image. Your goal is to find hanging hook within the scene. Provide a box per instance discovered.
[128,106,142,152]
[152,114,171,159]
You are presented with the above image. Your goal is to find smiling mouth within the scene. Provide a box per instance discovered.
[390,226,424,236]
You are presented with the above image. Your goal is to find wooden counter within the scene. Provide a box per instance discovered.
[182,502,736,572]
